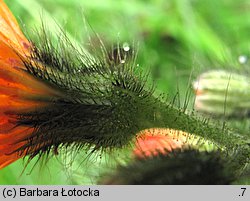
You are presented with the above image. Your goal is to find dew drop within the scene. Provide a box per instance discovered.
[120,60,125,64]
[238,55,247,64]
[122,42,130,52]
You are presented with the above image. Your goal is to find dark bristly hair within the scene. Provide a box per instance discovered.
[0,0,249,185]
[7,19,250,172]
[100,149,237,185]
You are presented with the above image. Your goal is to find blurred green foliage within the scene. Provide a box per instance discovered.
[0,0,249,184]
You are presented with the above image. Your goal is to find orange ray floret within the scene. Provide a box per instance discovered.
[134,128,192,158]
[0,0,30,59]
[0,0,59,169]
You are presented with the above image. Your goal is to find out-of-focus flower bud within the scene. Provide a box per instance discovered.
[193,70,250,117]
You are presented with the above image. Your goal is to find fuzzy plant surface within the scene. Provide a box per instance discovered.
[0,0,249,185]
[100,149,238,185]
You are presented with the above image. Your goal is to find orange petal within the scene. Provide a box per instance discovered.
[0,0,61,169]
[0,0,30,58]
[134,128,188,158]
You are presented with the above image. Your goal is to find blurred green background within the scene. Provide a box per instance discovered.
[0,0,249,184]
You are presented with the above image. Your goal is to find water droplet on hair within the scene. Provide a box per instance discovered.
[122,42,130,52]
